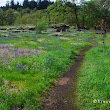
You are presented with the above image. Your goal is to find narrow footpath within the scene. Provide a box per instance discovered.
[42,39,98,110]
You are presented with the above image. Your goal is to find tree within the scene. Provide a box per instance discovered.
[10,0,15,9]
[5,0,10,9]
[96,0,110,8]
[36,18,48,33]
[0,9,5,25]
[5,9,16,25]
[15,1,21,9]
[95,0,110,29]
[38,0,50,9]
[81,1,100,29]
[23,0,29,8]
[64,2,80,28]
[29,0,38,9]
[73,4,80,29]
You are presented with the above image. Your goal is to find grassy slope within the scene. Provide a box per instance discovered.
[77,33,110,110]
[0,30,92,110]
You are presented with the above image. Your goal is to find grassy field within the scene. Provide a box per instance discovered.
[1,27,109,110]
[0,28,93,110]
[77,33,110,110]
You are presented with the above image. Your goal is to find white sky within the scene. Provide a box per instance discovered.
[0,0,7,6]
[0,0,25,6]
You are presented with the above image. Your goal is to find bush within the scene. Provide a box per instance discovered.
[36,18,48,33]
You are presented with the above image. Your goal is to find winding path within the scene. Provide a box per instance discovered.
[42,39,98,110]
[43,46,92,110]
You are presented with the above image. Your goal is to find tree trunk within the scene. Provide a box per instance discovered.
[74,7,80,29]
[82,16,85,29]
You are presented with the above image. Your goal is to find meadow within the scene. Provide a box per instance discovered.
[0,27,92,110]
[0,0,109,109]
[1,27,110,110]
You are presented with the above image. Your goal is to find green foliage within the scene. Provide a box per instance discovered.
[0,0,110,29]
[36,18,48,33]
[0,9,4,25]
[47,2,75,25]
[69,50,77,60]
[5,8,17,25]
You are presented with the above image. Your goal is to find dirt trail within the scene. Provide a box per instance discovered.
[42,47,92,110]
[42,40,98,110]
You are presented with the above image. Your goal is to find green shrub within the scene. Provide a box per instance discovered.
[36,18,48,33]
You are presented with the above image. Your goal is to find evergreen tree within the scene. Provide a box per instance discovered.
[23,0,29,8]
[10,0,15,9]
[5,0,10,9]
[29,0,38,9]
[16,1,20,9]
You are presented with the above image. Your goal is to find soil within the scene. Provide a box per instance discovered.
[42,39,99,110]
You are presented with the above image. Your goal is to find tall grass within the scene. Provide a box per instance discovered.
[77,34,110,110]
[0,29,92,110]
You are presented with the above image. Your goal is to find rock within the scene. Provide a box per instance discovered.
[53,24,70,32]
[28,27,36,31]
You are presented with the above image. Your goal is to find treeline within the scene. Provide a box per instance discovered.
[1,0,53,10]
[0,0,110,30]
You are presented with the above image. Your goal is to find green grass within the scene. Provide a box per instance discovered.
[0,28,99,110]
[76,33,110,110]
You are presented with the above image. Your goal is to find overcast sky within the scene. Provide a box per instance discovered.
[0,0,25,6]
[0,0,83,6]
